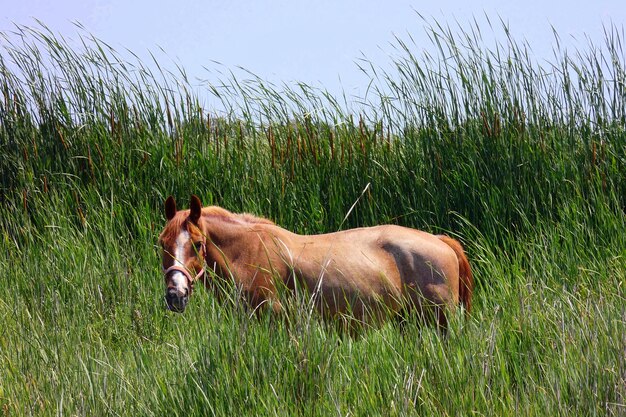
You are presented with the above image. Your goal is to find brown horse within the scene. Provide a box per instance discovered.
[159,195,473,328]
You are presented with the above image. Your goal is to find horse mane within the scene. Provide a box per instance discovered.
[202,206,275,225]
[160,206,274,242]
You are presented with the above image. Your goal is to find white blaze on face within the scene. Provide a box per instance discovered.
[171,230,190,294]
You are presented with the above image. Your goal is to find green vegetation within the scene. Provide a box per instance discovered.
[1,20,624,416]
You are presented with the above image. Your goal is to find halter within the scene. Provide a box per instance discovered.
[163,241,207,293]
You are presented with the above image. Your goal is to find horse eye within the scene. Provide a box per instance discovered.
[193,241,203,251]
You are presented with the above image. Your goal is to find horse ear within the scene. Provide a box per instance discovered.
[189,195,202,224]
[165,196,177,220]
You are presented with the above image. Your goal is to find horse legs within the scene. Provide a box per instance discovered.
[400,285,451,334]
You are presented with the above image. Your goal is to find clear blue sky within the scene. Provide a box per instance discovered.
[2,0,624,104]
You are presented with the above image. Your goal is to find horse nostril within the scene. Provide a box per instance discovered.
[166,287,190,302]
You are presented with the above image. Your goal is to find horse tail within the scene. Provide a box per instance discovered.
[438,235,473,315]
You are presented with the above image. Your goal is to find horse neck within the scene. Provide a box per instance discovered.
[201,215,292,281]
[201,216,255,279]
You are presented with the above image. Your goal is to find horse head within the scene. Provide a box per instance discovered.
[158,195,207,312]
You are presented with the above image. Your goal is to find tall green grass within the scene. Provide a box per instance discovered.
[0,19,624,416]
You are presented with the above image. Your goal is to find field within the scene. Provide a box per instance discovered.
[1,21,625,416]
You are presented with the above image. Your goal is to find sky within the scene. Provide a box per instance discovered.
[2,0,625,107]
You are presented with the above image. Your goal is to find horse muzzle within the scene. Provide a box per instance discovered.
[163,265,204,313]
[165,287,188,312]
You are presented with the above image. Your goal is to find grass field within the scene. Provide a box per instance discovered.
[1,21,625,416]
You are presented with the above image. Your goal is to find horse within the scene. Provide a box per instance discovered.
[158,195,473,329]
